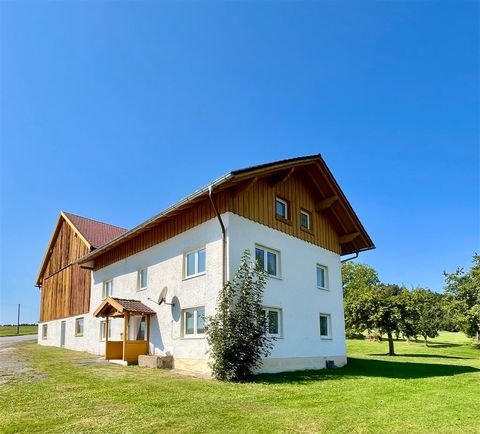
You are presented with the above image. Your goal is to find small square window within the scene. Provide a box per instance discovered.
[185,248,206,278]
[42,324,48,339]
[300,210,311,230]
[255,245,280,278]
[320,314,331,338]
[138,268,148,290]
[262,307,282,337]
[275,197,288,220]
[183,307,205,337]
[75,318,84,337]
[316,265,328,290]
[103,280,113,299]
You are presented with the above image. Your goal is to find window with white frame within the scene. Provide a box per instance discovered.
[319,313,331,338]
[102,279,113,299]
[100,319,111,341]
[75,317,84,337]
[255,245,280,277]
[262,307,282,337]
[185,247,206,278]
[183,307,205,337]
[300,209,312,230]
[138,268,148,290]
[275,197,288,220]
[42,324,48,339]
[316,264,328,290]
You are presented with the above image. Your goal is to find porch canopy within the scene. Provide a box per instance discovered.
[93,297,156,362]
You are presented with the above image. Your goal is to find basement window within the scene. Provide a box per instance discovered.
[42,324,48,339]
[75,318,84,337]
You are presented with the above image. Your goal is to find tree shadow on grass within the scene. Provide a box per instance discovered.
[369,353,474,360]
[253,357,479,385]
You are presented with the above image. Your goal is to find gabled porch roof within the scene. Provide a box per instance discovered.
[93,297,156,318]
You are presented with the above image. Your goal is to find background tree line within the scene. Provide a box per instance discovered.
[342,254,480,355]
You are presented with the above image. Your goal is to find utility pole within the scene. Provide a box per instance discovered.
[16,304,20,335]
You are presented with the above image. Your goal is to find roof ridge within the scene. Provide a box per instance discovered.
[63,211,127,231]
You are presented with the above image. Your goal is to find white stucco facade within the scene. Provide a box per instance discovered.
[38,212,347,374]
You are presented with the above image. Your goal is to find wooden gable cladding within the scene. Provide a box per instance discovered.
[94,192,230,270]
[44,220,90,277]
[39,217,91,322]
[230,170,341,254]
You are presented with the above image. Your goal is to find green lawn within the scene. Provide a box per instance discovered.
[1,332,479,433]
[0,324,37,337]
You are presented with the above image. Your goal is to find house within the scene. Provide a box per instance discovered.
[37,155,374,374]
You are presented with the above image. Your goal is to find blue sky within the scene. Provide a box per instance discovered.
[1,1,478,324]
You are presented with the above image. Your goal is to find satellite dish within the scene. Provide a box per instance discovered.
[158,286,168,305]
[148,286,174,306]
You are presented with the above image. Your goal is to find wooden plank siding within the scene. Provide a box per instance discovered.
[94,169,341,271]
[232,172,340,254]
[40,219,91,322]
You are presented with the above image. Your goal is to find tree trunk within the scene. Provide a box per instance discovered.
[423,335,428,347]
[387,331,396,356]
[476,330,479,345]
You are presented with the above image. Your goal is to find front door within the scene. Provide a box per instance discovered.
[60,321,66,347]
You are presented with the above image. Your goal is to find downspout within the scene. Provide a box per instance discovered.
[208,185,227,287]
[341,251,359,263]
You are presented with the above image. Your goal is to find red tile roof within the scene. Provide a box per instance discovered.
[93,297,156,317]
[63,212,127,248]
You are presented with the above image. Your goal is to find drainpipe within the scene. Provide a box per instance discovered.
[208,185,227,287]
[341,251,359,263]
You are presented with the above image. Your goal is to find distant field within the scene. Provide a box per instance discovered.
[0,331,478,433]
[0,325,37,337]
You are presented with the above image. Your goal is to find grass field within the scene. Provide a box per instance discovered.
[0,324,37,337]
[0,332,478,433]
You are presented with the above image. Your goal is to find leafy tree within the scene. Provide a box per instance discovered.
[342,262,380,296]
[444,254,480,343]
[205,249,274,381]
[409,288,443,346]
[342,262,380,336]
[344,271,406,355]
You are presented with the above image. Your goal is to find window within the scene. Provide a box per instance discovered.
[75,318,84,337]
[300,210,312,230]
[136,317,146,340]
[316,264,328,290]
[255,245,280,277]
[262,308,282,337]
[42,324,48,339]
[100,319,111,341]
[275,197,288,220]
[185,248,206,278]
[138,268,148,290]
[183,307,205,337]
[319,314,331,338]
[102,279,113,299]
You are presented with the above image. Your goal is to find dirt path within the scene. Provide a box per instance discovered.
[0,336,43,384]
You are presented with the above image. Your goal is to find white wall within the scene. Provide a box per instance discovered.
[87,215,226,362]
[37,314,88,351]
[227,213,347,364]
